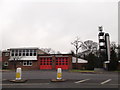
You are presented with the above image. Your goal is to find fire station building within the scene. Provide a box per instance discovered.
[2,47,88,70]
[38,54,72,70]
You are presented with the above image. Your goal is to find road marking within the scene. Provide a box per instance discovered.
[75,79,90,83]
[101,79,112,85]
[0,79,7,81]
[1,83,50,86]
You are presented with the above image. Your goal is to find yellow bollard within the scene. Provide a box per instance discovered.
[16,68,21,80]
[51,68,66,82]
[57,68,62,80]
[9,67,27,82]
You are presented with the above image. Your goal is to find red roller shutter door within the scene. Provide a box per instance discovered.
[40,57,52,69]
[55,57,69,70]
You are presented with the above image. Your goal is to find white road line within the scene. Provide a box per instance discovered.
[1,83,50,86]
[101,79,112,85]
[75,79,90,83]
[0,79,7,81]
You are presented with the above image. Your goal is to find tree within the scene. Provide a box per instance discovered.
[56,51,61,54]
[108,47,118,71]
[69,50,75,56]
[41,48,55,54]
[13,56,22,71]
[107,43,119,71]
[79,40,99,68]
[71,37,83,69]
[110,42,117,50]
[81,40,98,54]
[85,52,96,70]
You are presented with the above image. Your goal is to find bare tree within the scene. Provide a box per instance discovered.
[110,41,117,50]
[81,40,98,54]
[13,56,22,71]
[69,50,75,56]
[71,37,83,69]
[41,48,55,54]
[56,51,61,54]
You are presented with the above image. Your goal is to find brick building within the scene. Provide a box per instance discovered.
[2,48,47,70]
[72,57,88,70]
[2,47,88,70]
[38,54,72,70]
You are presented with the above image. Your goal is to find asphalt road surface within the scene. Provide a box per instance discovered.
[1,70,119,88]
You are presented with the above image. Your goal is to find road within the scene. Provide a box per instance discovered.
[1,70,119,88]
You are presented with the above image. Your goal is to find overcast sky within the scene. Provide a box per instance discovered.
[0,0,118,53]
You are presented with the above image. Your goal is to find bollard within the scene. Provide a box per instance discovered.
[51,68,66,82]
[9,67,27,83]
[57,68,62,80]
[16,68,22,80]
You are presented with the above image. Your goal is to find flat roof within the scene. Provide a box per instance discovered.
[9,47,39,50]
[38,54,72,56]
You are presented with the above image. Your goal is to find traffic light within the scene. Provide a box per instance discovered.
[98,26,106,49]
[98,26,111,61]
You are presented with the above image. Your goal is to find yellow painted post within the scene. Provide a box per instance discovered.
[16,68,21,80]
[57,68,62,80]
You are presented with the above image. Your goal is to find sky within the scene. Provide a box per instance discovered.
[0,0,118,53]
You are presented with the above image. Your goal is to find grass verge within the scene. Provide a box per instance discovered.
[69,69,95,73]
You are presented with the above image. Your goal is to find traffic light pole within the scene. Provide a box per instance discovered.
[97,26,111,71]
[105,33,111,61]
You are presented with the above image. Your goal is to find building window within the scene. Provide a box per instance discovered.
[15,53,18,56]
[23,61,32,66]
[4,62,8,66]
[26,53,29,56]
[11,52,14,56]
[5,53,9,56]
[19,53,21,56]
[34,53,36,56]
[30,53,32,56]
[23,53,25,56]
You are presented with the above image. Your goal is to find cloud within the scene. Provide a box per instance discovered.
[1,1,118,52]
